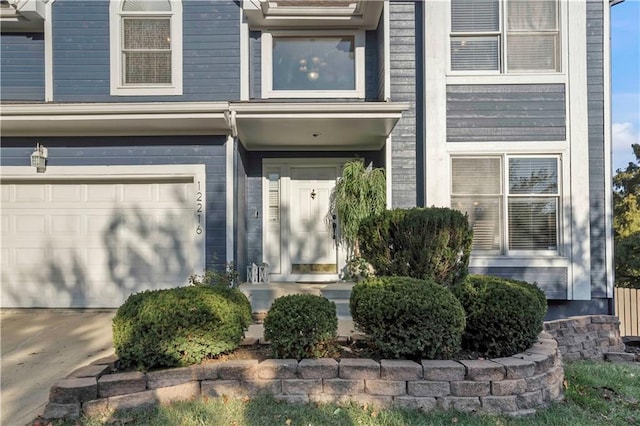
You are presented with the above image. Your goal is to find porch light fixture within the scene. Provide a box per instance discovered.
[30,143,48,173]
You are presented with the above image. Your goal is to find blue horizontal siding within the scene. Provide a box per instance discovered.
[52,0,240,102]
[1,136,228,269]
[0,32,45,101]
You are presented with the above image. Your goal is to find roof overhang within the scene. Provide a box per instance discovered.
[242,0,383,29]
[229,102,409,151]
[0,0,48,32]
[0,102,230,137]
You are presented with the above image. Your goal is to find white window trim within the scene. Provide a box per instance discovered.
[261,30,365,99]
[109,0,183,96]
[446,0,567,81]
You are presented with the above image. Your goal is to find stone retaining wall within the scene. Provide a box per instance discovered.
[43,332,563,420]
[543,315,630,362]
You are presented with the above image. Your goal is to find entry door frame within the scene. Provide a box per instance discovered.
[262,158,353,282]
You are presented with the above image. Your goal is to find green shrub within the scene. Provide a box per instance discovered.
[452,275,548,358]
[263,294,338,360]
[350,276,466,359]
[358,207,473,287]
[113,286,252,371]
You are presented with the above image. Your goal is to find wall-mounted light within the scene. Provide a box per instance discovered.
[30,143,48,173]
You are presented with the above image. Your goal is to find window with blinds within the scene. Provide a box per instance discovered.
[451,156,560,254]
[120,0,173,85]
[450,0,560,73]
[123,18,171,84]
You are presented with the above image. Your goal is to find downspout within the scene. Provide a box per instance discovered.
[607,0,624,315]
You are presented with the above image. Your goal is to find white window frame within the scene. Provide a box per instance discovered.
[451,154,563,257]
[448,0,564,78]
[261,30,365,99]
[109,0,183,96]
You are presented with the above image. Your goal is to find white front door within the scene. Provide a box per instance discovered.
[263,161,345,282]
[289,167,338,279]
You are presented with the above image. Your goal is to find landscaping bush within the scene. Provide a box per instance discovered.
[350,276,466,359]
[452,275,548,358]
[113,285,252,371]
[358,207,473,287]
[263,294,338,360]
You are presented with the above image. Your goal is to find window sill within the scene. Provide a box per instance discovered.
[469,255,569,269]
[446,73,566,86]
[110,85,182,97]
[262,90,364,100]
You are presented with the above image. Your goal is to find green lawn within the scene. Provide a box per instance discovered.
[52,361,639,426]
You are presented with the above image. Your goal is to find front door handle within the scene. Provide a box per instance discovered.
[332,219,337,240]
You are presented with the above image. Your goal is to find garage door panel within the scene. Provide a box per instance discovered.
[1,185,10,202]
[15,215,46,233]
[16,185,46,202]
[51,215,82,234]
[87,185,118,202]
[51,185,83,202]
[1,177,203,308]
[123,184,154,202]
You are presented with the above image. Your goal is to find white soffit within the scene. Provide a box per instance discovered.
[242,0,383,29]
[0,102,230,137]
[0,0,47,31]
[230,102,408,151]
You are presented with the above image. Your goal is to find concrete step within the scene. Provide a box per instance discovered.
[331,299,352,320]
[320,283,354,300]
[241,286,321,313]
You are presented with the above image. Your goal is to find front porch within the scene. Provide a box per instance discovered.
[239,281,355,320]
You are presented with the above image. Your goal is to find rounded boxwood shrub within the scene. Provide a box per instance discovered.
[350,276,466,359]
[263,294,338,360]
[113,285,252,371]
[452,275,548,358]
[358,207,473,287]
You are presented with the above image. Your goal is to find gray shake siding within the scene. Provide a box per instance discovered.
[446,84,567,142]
[52,0,240,102]
[389,0,417,208]
[0,136,228,270]
[0,32,45,102]
[587,0,608,298]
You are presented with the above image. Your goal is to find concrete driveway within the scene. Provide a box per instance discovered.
[1,309,116,426]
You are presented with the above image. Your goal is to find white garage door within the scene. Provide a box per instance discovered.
[1,170,205,308]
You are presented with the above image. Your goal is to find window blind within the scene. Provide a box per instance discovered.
[508,198,558,250]
[123,18,171,84]
[451,0,499,32]
[452,157,501,194]
[506,0,560,72]
[508,158,558,195]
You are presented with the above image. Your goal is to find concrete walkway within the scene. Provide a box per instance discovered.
[1,309,116,426]
[0,309,355,425]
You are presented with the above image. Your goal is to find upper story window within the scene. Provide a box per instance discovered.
[262,30,365,99]
[109,0,182,96]
[451,155,561,255]
[450,0,560,73]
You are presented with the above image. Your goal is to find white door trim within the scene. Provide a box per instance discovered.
[262,158,353,282]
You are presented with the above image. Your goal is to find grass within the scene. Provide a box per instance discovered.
[50,361,639,426]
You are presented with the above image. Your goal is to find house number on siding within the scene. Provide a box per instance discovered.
[196,180,203,235]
